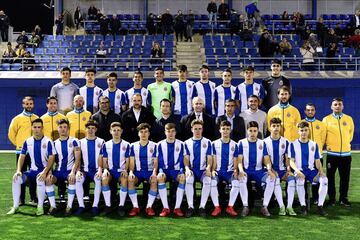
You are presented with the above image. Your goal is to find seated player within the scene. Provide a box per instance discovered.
[212,120,239,217]
[184,119,213,217]
[289,121,328,216]
[51,119,81,216]
[264,117,296,216]
[157,123,186,217]
[7,118,56,216]
[75,120,105,215]
[127,123,158,216]
[237,121,276,217]
[101,122,130,216]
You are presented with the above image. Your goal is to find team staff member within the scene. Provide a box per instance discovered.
[66,95,92,139]
[322,98,354,206]
[41,96,66,141]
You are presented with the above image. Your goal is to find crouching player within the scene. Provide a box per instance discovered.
[7,118,56,216]
[157,123,186,217]
[289,121,328,216]
[127,123,158,216]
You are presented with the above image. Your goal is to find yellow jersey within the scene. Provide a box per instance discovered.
[66,109,92,139]
[303,117,327,156]
[40,112,66,141]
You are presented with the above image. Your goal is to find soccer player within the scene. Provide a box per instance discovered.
[125,71,151,109]
[51,118,81,215]
[79,68,103,114]
[147,67,172,118]
[127,123,158,216]
[41,96,66,141]
[235,66,265,112]
[66,95,92,139]
[102,72,127,114]
[264,117,296,216]
[289,121,328,216]
[240,95,267,139]
[101,122,130,216]
[214,68,236,117]
[50,67,79,114]
[75,120,105,215]
[267,86,301,142]
[184,119,213,217]
[192,65,217,116]
[171,65,194,120]
[7,118,56,216]
[157,123,186,217]
[212,120,239,217]
[237,121,276,217]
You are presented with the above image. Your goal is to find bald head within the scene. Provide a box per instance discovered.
[73,95,84,109]
[192,97,204,113]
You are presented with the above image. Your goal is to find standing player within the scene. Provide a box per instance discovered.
[212,120,239,217]
[7,118,56,216]
[41,96,66,141]
[102,72,127,114]
[184,119,213,217]
[125,71,151,109]
[101,122,130,216]
[127,123,158,216]
[75,120,105,215]
[289,121,328,216]
[79,68,103,114]
[66,95,92,139]
[237,121,276,217]
[214,68,236,117]
[157,123,186,217]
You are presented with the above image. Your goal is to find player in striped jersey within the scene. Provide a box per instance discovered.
[51,118,81,216]
[157,123,186,217]
[237,121,276,217]
[289,121,328,216]
[212,120,239,217]
[7,118,56,216]
[184,119,213,217]
[75,120,105,215]
[192,65,217,116]
[171,65,194,120]
[127,123,158,216]
[264,118,296,216]
[101,122,130,216]
[235,66,265,112]
[79,68,103,114]
[102,72,127,114]
[214,69,236,117]
[125,71,151,108]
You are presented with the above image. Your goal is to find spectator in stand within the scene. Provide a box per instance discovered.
[96,9,103,21]
[300,40,315,70]
[326,42,339,70]
[74,6,83,30]
[151,42,163,64]
[245,1,259,23]
[207,0,217,25]
[281,11,290,26]
[34,25,43,41]
[316,17,327,47]
[295,12,305,37]
[28,31,40,54]
[346,29,360,57]
[110,14,121,41]
[55,14,64,35]
[16,31,28,47]
[349,9,360,34]
[334,23,344,40]
[0,10,10,42]
[22,51,35,71]
[96,41,107,59]
[325,28,340,46]
[278,37,292,55]
[15,44,26,59]
[99,14,109,40]
[240,17,253,47]
[161,9,173,39]
[88,5,98,20]
[258,31,273,65]
[146,13,156,35]
[2,42,16,63]
[185,10,195,42]
[218,0,230,21]
[174,10,185,42]
[229,9,240,40]
[308,33,321,52]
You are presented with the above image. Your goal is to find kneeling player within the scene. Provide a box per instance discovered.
[101,122,130,216]
[7,118,56,216]
[128,123,158,216]
[289,121,328,216]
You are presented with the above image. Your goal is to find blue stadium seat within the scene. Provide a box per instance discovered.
[205,48,215,56]
[82,40,92,48]
[88,48,97,54]
[71,41,80,48]
[215,48,225,55]
[67,48,77,54]
[65,35,74,41]
[78,48,88,55]
[0,63,10,70]
[57,48,66,55]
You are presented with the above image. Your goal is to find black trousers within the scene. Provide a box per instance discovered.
[311,158,323,201]
[1,28,8,42]
[16,154,37,203]
[326,154,352,202]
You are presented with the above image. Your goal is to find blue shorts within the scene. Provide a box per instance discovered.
[53,170,71,183]
[217,171,234,183]
[84,171,97,181]
[274,169,287,180]
[302,169,319,183]
[135,171,153,182]
[245,169,267,186]
[23,170,42,183]
[110,170,121,181]
[163,169,182,182]
[193,170,206,182]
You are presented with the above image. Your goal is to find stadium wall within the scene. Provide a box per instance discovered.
[0,77,359,150]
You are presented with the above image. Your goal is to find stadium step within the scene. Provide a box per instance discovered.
[175,40,205,72]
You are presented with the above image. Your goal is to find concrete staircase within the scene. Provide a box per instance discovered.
[175,39,205,72]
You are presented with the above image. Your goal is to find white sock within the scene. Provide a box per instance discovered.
[287,178,296,208]
[274,178,284,208]
[296,178,306,206]
[146,189,157,208]
[92,177,101,207]
[158,183,169,209]
[67,184,76,208]
[128,189,138,208]
[200,176,211,208]
[185,175,194,208]
[46,185,56,208]
[36,178,46,208]
[12,176,23,208]
[76,176,85,208]
[229,179,239,207]
[239,176,248,207]
[119,186,127,206]
[318,176,328,206]
[263,176,275,207]
[210,178,219,207]
[175,183,185,209]
[102,185,111,207]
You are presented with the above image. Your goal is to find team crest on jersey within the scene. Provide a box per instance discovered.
[117,95,120,99]
[150,148,154,153]
[69,142,73,148]
[311,146,315,151]
[258,144,263,150]
[188,84,192,88]
[281,143,285,149]
[287,112,291,117]
[164,87,167,91]
[231,146,235,151]
[279,80,283,86]
[255,87,259,91]
[343,121,347,126]
[122,146,126,151]
[203,143,207,148]
[176,146,180,152]
[82,117,87,121]
[97,143,102,148]
[212,85,215,89]
[316,125,320,129]
[143,92,147,96]
[95,91,99,96]
[42,143,46,149]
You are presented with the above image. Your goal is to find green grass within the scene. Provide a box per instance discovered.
[0,153,359,240]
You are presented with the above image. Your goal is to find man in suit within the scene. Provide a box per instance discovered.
[350,9,360,34]
[121,93,156,143]
[216,99,246,142]
[180,97,215,141]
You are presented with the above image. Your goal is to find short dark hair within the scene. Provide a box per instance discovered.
[225,99,236,105]
[247,121,259,129]
[248,95,260,101]
[271,59,282,66]
[107,72,117,79]
[133,71,143,78]
[277,86,291,95]
[191,119,203,127]
[243,65,254,72]
[32,118,43,126]
[110,121,122,129]
[223,68,232,74]
[85,68,96,74]
[199,65,209,71]
[165,123,176,131]
[297,121,309,129]
[220,120,231,128]
[85,120,98,128]
[22,96,34,103]
[160,98,172,107]
[269,117,282,125]
[332,97,343,103]
[177,65,187,72]
[61,67,71,73]
[137,123,151,131]
[46,96,58,104]
[154,67,164,73]
[57,118,69,126]
[305,103,316,108]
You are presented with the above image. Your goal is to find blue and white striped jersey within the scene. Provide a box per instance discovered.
[157,139,185,170]
[184,137,212,171]
[214,85,236,117]
[54,137,80,171]
[212,139,239,172]
[289,139,320,171]
[171,80,194,116]
[102,139,130,172]
[79,85,103,113]
[79,137,104,172]
[103,88,127,114]
[235,82,265,112]
[130,141,157,171]
[192,81,217,115]
[124,87,151,108]
[264,136,289,171]
[238,139,268,171]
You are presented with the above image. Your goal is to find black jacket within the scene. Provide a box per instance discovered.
[180,112,215,141]
[207,2,217,13]
[262,75,292,110]
[215,115,246,142]
[91,110,121,141]
[110,18,121,32]
[151,115,180,142]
